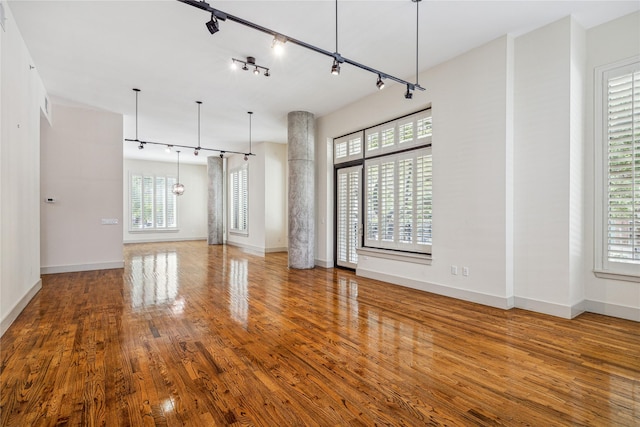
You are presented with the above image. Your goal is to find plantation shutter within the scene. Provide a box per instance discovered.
[606,67,640,264]
[336,166,361,268]
[131,175,143,229]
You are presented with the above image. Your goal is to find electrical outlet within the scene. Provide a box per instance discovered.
[463,266,469,277]
[451,265,458,275]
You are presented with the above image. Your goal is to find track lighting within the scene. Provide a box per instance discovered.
[271,34,286,55]
[179,0,425,98]
[244,154,248,161]
[232,57,270,77]
[331,59,340,75]
[165,145,173,153]
[125,89,256,158]
[405,85,413,99]
[205,14,219,34]
[376,75,385,90]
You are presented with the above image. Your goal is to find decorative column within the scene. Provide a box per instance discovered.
[288,111,315,269]
[207,156,224,245]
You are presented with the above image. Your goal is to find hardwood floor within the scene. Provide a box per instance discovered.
[1,241,639,426]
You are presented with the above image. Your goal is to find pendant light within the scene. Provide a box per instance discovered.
[172,150,185,195]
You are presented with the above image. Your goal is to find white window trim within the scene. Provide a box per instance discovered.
[128,172,179,232]
[594,56,640,281]
[229,164,249,235]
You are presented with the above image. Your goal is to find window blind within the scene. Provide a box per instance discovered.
[606,68,640,264]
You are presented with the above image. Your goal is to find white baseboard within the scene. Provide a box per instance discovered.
[226,241,266,256]
[1,278,42,337]
[315,259,334,268]
[514,297,585,319]
[124,237,207,244]
[265,247,288,254]
[356,268,514,310]
[41,261,124,275]
[585,300,640,322]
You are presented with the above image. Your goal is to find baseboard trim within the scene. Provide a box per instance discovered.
[513,297,585,319]
[124,237,206,244]
[315,259,334,269]
[1,278,42,337]
[356,268,514,310]
[265,247,288,254]
[41,261,124,275]
[586,300,640,322]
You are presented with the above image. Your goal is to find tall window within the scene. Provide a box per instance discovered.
[230,165,248,234]
[130,174,177,230]
[334,109,432,264]
[596,58,640,277]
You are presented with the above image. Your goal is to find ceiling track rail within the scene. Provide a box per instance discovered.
[177,0,425,92]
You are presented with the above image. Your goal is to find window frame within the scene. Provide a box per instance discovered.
[594,56,640,282]
[229,164,249,235]
[129,172,178,232]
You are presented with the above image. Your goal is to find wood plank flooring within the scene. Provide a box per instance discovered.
[1,241,639,426]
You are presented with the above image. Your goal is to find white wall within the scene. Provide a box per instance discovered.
[317,35,516,310]
[584,12,640,321]
[513,17,585,317]
[40,103,124,273]
[316,13,640,321]
[227,141,287,254]
[123,158,207,243]
[0,3,45,334]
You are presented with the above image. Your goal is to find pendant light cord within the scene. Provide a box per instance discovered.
[248,111,253,154]
[197,101,201,149]
[415,0,419,86]
[134,89,139,140]
[335,0,338,53]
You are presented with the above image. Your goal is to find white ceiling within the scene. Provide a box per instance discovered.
[8,0,640,164]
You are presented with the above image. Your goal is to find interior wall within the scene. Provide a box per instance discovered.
[317,35,514,309]
[0,3,45,334]
[123,158,207,243]
[40,103,123,273]
[513,17,574,316]
[263,142,288,251]
[226,141,287,254]
[316,12,639,321]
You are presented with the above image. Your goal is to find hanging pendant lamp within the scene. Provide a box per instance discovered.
[172,150,185,195]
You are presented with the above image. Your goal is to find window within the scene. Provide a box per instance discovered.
[130,174,177,230]
[336,166,361,269]
[334,109,432,263]
[595,58,640,279]
[334,132,363,163]
[364,148,432,254]
[230,165,248,234]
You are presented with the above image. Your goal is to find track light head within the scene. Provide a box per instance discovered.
[242,63,248,71]
[138,143,144,150]
[166,145,172,153]
[231,59,238,70]
[244,154,249,161]
[405,85,413,99]
[271,35,286,55]
[264,69,270,77]
[220,151,225,158]
[376,75,385,90]
[331,59,340,75]
[194,148,200,156]
[206,14,219,34]
[253,67,259,75]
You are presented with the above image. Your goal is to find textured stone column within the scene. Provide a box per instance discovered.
[288,111,315,269]
[207,156,224,245]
